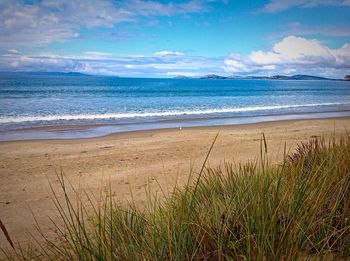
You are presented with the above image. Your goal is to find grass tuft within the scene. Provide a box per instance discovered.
[3,134,350,260]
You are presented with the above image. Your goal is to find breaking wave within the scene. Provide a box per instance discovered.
[1,102,349,124]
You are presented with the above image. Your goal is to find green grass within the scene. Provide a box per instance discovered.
[3,134,350,260]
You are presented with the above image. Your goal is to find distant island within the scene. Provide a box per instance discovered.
[175,74,343,81]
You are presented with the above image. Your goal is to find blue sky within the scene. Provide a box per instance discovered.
[0,0,350,78]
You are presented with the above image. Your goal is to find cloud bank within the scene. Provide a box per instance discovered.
[224,36,350,77]
[0,50,222,77]
[1,36,349,78]
[262,0,350,12]
[0,0,206,46]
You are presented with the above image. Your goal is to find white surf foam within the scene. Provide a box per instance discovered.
[1,102,349,124]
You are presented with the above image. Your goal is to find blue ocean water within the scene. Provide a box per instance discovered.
[0,73,350,140]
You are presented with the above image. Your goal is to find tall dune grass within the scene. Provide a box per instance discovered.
[3,134,350,260]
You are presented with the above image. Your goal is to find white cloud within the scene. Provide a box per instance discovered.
[271,23,350,39]
[262,0,350,12]
[123,0,206,16]
[0,0,206,47]
[222,53,250,73]
[0,50,222,77]
[154,51,184,57]
[224,36,350,77]
[166,71,199,77]
[7,49,19,54]
[83,51,113,59]
[2,36,349,78]
[249,36,334,65]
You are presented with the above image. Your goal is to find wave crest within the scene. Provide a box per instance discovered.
[0,102,349,124]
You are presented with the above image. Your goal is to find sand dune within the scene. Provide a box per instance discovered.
[1,117,350,248]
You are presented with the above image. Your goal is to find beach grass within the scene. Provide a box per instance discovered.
[2,133,350,260]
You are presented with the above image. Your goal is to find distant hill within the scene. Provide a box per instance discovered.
[175,74,340,81]
[0,71,90,76]
[286,75,333,80]
[174,74,231,79]
[173,75,191,79]
[239,75,336,80]
[199,74,228,79]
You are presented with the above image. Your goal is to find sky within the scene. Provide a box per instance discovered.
[0,0,350,78]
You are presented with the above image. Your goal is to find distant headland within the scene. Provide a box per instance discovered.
[0,71,90,76]
[1,72,349,81]
[174,74,347,81]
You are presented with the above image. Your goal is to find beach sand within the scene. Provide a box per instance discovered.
[1,117,350,248]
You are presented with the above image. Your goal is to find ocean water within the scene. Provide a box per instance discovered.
[1,73,350,140]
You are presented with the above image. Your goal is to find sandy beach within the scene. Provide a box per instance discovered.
[1,117,350,248]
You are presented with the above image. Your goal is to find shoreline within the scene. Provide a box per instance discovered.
[1,114,350,145]
[1,110,350,142]
[1,117,350,247]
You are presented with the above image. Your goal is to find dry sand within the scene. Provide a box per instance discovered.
[1,117,350,248]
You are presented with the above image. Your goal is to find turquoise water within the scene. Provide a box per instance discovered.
[0,73,350,140]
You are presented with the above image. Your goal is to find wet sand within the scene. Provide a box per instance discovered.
[1,117,350,248]
[2,110,350,141]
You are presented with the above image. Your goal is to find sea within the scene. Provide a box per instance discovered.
[1,73,350,141]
